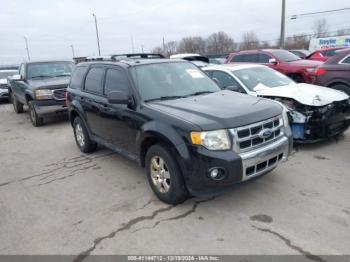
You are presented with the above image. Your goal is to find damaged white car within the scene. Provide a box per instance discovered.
[203,64,350,142]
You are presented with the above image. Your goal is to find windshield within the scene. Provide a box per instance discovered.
[0,71,18,79]
[232,66,294,90]
[27,62,74,79]
[130,62,220,101]
[270,50,301,62]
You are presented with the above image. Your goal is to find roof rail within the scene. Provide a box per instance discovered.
[111,53,165,61]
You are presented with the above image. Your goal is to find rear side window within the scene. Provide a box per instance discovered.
[104,69,130,95]
[84,67,105,95]
[341,55,350,64]
[70,66,87,89]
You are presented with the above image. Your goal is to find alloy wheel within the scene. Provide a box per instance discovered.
[150,156,171,193]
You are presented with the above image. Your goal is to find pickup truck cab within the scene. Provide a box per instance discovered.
[9,61,74,126]
[66,59,292,204]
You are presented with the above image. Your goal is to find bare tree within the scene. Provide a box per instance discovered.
[178,37,206,54]
[312,18,329,38]
[260,41,272,49]
[240,31,259,50]
[152,41,178,57]
[284,34,310,49]
[206,32,235,54]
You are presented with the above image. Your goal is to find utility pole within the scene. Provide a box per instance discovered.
[141,45,144,53]
[92,13,101,56]
[70,45,75,58]
[24,36,30,61]
[279,0,286,48]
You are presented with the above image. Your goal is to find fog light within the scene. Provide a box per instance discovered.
[210,169,219,178]
[208,167,225,180]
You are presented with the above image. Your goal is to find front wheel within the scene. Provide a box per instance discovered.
[145,144,188,205]
[28,101,43,127]
[73,117,97,153]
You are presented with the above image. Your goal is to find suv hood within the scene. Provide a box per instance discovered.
[27,77,70,89]
[255,83,349,106]
[147,90,282,130]
[288,59,322,67]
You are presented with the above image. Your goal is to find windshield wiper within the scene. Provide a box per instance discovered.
[30,75,54,79]
[54,74,71,77]
[185,91,214,97]
[145,95,185,102]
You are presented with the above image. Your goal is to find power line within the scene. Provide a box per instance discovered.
[290,7,350,19]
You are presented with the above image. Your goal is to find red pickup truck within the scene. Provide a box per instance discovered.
[225,49,322,83]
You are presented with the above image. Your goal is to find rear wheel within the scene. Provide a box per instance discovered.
[73,117,97,153]
[145,144,188,204]
[331,84,350,96]
[28,101,43,127]
[12,93,23,114]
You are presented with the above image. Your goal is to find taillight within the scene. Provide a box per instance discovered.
[315,68,327,76]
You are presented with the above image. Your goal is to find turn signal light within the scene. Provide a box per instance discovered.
[315,68,327,76]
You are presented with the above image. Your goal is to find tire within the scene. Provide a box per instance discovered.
[73,117,97,153]
[331,84,350,96]
[145,144,188,205]
[11,93,23,114]
[28,101,44,127]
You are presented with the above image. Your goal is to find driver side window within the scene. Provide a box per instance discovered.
[211,71,245,93]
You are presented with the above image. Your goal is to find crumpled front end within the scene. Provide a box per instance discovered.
[270,97,350,143]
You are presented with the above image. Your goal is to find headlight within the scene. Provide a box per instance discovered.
[35,89,53,100]
[190,129,231,150]
[282,106,290,127]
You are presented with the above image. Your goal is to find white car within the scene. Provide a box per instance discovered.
[0,70,18,101]
[203,64,350,142]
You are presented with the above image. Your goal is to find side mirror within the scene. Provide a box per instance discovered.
[212,77,220,85]
[268,58,278,65]
[107,91,130,105]
[12,74,23,81]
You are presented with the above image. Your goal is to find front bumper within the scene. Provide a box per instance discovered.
[0,87,9,100]
[182,136,291,197]
[31,99,68,117]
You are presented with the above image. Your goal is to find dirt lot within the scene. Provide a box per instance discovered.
[0,101,349,259]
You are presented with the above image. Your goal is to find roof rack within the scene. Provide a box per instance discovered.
[111,53,165,61]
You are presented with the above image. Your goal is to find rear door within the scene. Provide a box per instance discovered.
[81,65,107,137]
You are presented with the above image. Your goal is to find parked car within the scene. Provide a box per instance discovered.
[66,59,292,204]
[306,47,345,62]
[8,60,74,126]
[0,69,18,101]
[313,49,350,95]
[170,53,209,67]
[203,64,350,143]
[288,49,311,59]
[225,49,322,83]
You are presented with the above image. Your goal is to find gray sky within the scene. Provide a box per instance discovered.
[1,0,350,64]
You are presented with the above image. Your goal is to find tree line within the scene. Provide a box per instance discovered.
[152,19,350,56]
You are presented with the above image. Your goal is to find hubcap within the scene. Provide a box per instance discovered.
[75,123,85,147]
[150,156,171,193]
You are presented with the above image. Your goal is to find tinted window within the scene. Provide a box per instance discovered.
[341,55,350,64]
[84,67,105,95]
[258,54,272,63]
[232,55,245,62]
[70,66,87,89]
[104,69,129,95]
[212,71,240,89]
[245,54,259,62]
[270,50,301,62]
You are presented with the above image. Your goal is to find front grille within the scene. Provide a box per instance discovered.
[52,88,67,100]
[230,116,284,153]
[246,153,284,177]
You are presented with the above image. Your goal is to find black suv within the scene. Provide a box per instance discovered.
[67,59,292,204]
